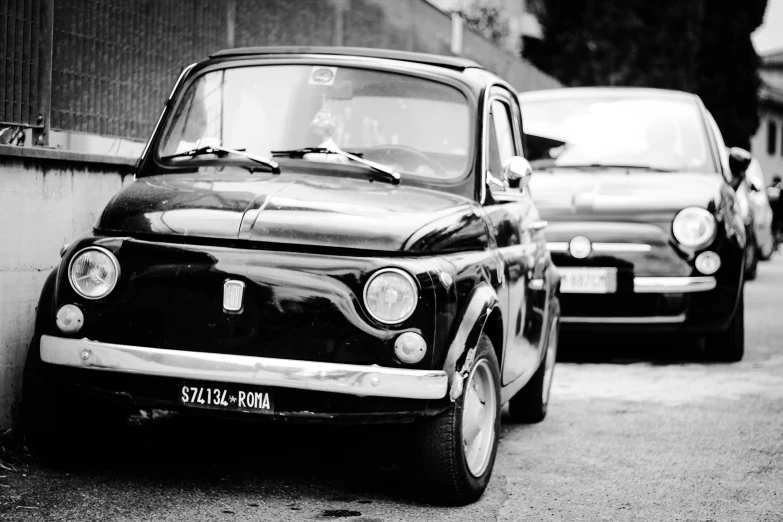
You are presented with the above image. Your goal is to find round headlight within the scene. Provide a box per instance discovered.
[364,269,418,324]
[68,247,120,300]
[672,208,716,248]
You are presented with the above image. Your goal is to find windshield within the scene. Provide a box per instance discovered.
[158,65,471,180]
[520,97,716,173]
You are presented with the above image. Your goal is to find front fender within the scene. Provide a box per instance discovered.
[441,284,499,386]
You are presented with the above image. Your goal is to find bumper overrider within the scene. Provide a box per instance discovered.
[40,335,448,401]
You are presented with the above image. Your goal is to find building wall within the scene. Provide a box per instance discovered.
[750,108,783,184]
[0,146,134,427]
[1,0,560,156]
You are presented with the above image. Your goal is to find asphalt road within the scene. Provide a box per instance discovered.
[2,258,783,521]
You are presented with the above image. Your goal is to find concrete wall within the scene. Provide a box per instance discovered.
[0,146,134,428]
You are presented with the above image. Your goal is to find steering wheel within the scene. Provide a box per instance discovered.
[364,145,449,178]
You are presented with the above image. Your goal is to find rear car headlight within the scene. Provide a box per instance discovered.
[364,268,418,324]
[672,207,716,248]
[68,247,120,300]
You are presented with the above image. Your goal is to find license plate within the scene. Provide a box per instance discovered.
[179,381,274,414]
[559,267,617,294]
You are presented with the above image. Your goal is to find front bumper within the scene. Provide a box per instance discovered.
[632,276,716,293]
[557,276,739,331]
[40,335,448,401]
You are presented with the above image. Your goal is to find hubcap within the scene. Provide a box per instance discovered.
[542,320,558,404]
[461,359,497,477]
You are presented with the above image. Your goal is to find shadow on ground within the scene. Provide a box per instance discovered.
[557,331,708,365]
[1,412,457,520]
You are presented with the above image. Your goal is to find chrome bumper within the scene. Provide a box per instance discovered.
[39,336,448,400]
[561,314,685,324]
[633,276,716,293]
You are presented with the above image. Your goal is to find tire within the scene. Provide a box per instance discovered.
[22,336,126,467]
[704,289,744,362]
[415,333,501,505]
[745,231,758,281]
[508,300,560,423]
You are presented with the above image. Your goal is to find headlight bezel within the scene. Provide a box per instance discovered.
[672,207,717,249]
[363,268,419,325]
[67,246,121,300]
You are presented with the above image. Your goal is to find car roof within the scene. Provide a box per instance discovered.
[518,86,700,103]
[209,46,484,71]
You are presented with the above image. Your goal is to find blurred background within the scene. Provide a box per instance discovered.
[0,0,780,184]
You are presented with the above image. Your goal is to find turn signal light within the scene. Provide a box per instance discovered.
[695,251,721,275]
[394,332,427,364]
[56,304,84,334]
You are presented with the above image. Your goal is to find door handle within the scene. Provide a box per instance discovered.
[530,220,548,231]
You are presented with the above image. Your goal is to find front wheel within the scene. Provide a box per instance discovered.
[415,334,501,505]
[704,289,744,362]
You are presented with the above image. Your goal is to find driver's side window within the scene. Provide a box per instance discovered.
[488,99,517,193]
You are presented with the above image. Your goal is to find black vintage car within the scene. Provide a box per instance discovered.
[22,47,561,504]
[518,87,748,361]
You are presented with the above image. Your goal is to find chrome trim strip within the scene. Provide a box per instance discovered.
[633,276,717,293]
[546,242,569,252]
[546,242,653,253]
[139,63,196,162]
[40,336,448,400]
[592,243,653,253]
[530,220,548,231]
[561,314,686,324]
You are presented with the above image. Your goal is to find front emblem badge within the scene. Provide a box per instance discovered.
[569,236,592,259]
[223,280,245,313]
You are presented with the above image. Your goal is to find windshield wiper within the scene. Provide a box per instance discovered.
[272,147,401,185]
[161,144,281,174]
[537,164,676,173]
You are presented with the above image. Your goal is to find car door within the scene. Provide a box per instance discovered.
[480,87,546,385]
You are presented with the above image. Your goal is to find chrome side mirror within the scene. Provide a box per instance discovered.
[502,156,533,189]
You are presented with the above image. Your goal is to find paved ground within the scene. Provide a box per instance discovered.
[2,258,782,521]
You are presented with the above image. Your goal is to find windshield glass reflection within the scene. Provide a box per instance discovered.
[521,97,716,173]
[158,65,471,180]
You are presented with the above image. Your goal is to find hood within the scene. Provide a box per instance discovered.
[97,171,475,252]
[529,171,730,222]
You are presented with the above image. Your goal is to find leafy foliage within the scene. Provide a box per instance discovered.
[695,0,767,149]
[522,0,768,149]
[455,1,510,46]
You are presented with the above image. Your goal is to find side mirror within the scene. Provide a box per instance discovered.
[502,156,533,189]
[727,147,752,190]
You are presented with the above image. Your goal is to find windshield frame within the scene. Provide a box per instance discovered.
[151,58,479,186]
[519,93,719,175]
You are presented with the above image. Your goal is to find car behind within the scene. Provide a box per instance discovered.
[518,87,749,361]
